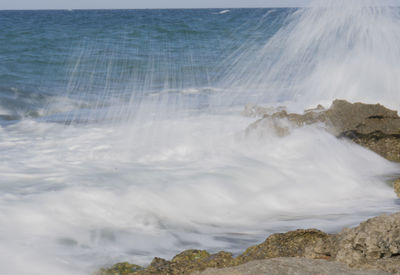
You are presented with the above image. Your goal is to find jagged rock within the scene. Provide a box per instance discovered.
[171,250,210,263]
[96,262,144,275]
[100,250,234,275]
[97,213,400,275]
[236,229,333,264]
[333,212,400,274]
[327,100,399,135]
[247,100,400,161]
[193,258,389,275]
[202,252,235,269]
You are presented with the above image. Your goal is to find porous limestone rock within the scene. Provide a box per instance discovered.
[100,250,235,275]
[97,212,400,275]
[236,229,333,264]
[333,212,400,274]
[194,258,389,275]
[97,262,144,275]
[247,100,400,161]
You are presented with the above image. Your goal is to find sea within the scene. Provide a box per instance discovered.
[1,3,400,274]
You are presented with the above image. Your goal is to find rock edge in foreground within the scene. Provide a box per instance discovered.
[194,258,390,275]
[96,212,400,275]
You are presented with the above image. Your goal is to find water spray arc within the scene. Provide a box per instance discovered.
[218,0,400,112]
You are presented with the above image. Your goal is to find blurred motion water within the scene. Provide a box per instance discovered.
[0,3,399,274]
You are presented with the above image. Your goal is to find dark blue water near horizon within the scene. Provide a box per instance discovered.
[0,9,294,123]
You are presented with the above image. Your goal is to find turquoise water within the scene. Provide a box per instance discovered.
[1,6,400,275]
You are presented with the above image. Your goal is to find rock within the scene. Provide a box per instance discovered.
[97,212,400,275]
[305,104,325,113]
[333,212,400,274]
[324,100,400,136]
[247,100,400,161]
[202,251,235,269]
[234,214,400,273]
[171,250,210,263]
[241,104,286,118]
[236,229,333,264]
[193,258,389,275]
[145,257,170,273]
[100,250,234,275]
[348,134,400,162]
[393,179,400,198]
[96,262,144,275]
[326,100,400,161]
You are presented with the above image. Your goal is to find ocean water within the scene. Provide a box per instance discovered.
[1,3,400,275]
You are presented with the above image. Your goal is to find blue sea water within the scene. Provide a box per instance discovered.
[0,6,399,275]
[0,9,292,123]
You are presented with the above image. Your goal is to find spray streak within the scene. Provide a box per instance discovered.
[218,0,400,112]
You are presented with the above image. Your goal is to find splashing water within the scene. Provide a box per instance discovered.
[218,0,400,112]
[0,2,399,275]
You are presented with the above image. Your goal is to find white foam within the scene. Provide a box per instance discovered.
[0,113,398,274]
[219,10,230,14]
[218,0,400,112]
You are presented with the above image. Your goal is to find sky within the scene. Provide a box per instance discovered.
[0,0,311,10]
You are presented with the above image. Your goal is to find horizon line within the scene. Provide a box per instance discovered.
[0,6,304,11]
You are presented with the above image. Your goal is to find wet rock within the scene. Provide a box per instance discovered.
[101,250,234,275]
[201,251,235,269]
[98,212,400,274]
[324,100,400,136]
[248,100,400,161]
[242,104,273,117]
[393,179,400,198]
[96,262,144,275]
[241,104,286,118]
[194,258,389,275]
[145,257,170,273]
[171,250,210,263]
[333,212,400,274]
[236,229,333,264]
[231,213,400,273]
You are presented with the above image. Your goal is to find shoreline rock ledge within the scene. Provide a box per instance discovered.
[247,99,400,162]
[97,212,400,275]
[97,100,400,275]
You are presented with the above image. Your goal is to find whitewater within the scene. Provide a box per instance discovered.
[0,1,400,274]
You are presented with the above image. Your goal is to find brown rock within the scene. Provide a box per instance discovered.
[97,212,400,275]
[333,212,400,274]
[325,100,400,136]
[247,99,400,161]
[171,250,210,263]
[106,250,234,275]
[194,258,389,275]
[95,262,144,275]
[236,229,333,264]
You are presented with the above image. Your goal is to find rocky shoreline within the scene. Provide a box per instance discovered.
[245,99,400,197]
[97,213,400,275]
[97,100,400,275]
[245,99,400,162]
